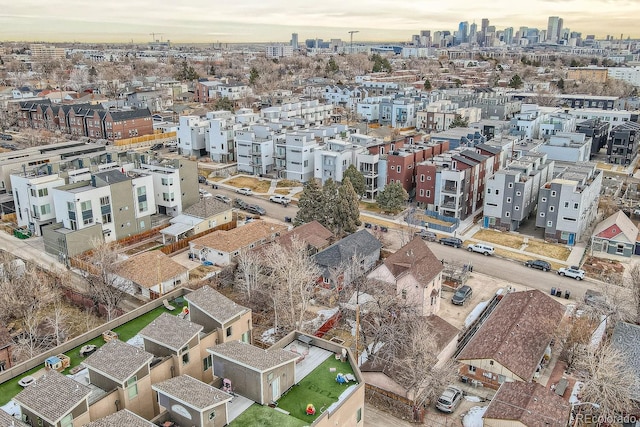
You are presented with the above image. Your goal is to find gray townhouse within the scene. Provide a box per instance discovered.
[607,121,640,166]
[535,162,602,245]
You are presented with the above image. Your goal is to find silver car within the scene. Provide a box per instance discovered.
[435,386,463,413]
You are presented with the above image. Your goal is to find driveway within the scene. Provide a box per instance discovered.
[364,403,413,427]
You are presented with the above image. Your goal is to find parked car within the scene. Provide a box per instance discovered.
[524,259,551,271]
[467,243,494,256]
[236,188,253,195]
[198,175,207,184]
[269,195,291,205]
[199,189,212,199]
[246,204,266,215]
[435,386,464,413]
[214,194,231,204]
[234,199,248,209]
[0,133,12,141]
[439,237,463,248]
[451,285,473,305]
[558,266,585,280]
[584,289,606,307]
[415,230,437,242]
[151,143,164,150]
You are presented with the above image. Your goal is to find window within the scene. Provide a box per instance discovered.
[420,174,425,182]
[81,200,93,225]
[505,212,510,217]
[426,190,431,198]
[102,213,112,224]
[100,196,110,206]
[127,376,138,399]
[516,191,521,196]
[489,360,494,366]
[574,203,579,209]
[226,326,232,337]
[549,206,554,212]
[323,277,330,284]
[540,212,545,217]
[60,413,73,427]
[469,365,477,373]
[208,411,216,421]
[541,197,547,202]
[506,197,511,203]
[564,201,570,208]
[551,191,557,197]
[401,289,407,299]
[203,356,212,371]
[163,192,175,202]
[495,190,499,195]
[419,189,424,196]
[487,189,491,194]
[161,177,173,186]
[356,408,362,423]
[547,220,553,227]
[182,352,190,366]
[37,188,48,197]
[427,176,431,180]
[40,204,51,216]
[508,183,513,188]
[515,206,520,211]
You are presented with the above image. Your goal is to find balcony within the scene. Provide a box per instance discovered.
[441,184,460,195]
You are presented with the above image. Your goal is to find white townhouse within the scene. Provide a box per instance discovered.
[11,173,66,236]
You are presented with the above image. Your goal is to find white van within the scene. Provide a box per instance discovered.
[467,243,495,256]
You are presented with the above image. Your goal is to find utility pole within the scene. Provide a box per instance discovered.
[348,30,359,54]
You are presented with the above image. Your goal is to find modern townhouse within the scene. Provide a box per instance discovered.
[217,82,251,101]
[355,96,383,122]
[607,66,640,86]
[313,139,365,184]
[536,162,602,245]
[568,107,635,128]
[206,115,239,163]
[471,96,521,120]
[509,105,562,141]
[469,119,511,141]
[235,124,281,176]
[194,80,221,103]
[274,131,319,181]
[575,118,610,156]
[10,173,65,236]
[606,121,640,166]
[538,111,576,139]
[261,100,332,124]
[511,92,618,110]
[429,126,487,149]
[177,115,208,157]
[389,97,419,128]
[483,153,554,231]
[323,85,367,110]
[386,142,450,194]
[536,132,592,163]
[125,89,169,112]
[160,198,233,244]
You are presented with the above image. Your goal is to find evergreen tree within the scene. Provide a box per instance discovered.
[213,97,234,111]
[320,179,339,230]
[325,57,339,74]
[508,74,523,89]
[249,67,260,86]
[336,178,361,235]
[175,61,199,81]
[424,79,432,91]
[449,115,469,128]
[377,182,408,213]
[295,179,323,225]
[343,165,366,197]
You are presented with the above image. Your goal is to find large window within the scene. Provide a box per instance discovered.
[81,201,93,225]
[127,376,138,399]
[60,413,73,427]
[137,186,147,212]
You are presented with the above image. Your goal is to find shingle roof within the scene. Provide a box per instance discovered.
[611,321,640,400]
[483,382,570,427]
[14,370,91,424]
[314,229,381,272]
[185,285,249,325]
[116,250,188,289]
[83,409,155,427]
[107,108,152,121]
[275,220,333,251]
[457,289,566,381]
[0,409,29,427]
[152,375,232,410]
[82,340,154,383]
[191,221,288,253]
[182,198,232,219]
[593,210,639,243]
[140,312,203,352]
[209,341,298,372]
[374,237,443,285]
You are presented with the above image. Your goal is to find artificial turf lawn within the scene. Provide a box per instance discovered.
[276,355,357,422]
[229,404,307,427]
[0,300,184,406]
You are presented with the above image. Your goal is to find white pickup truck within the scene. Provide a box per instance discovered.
[557,266,585,280]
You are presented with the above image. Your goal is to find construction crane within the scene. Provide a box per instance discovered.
[348,30,359,54]
[149,33,165,42]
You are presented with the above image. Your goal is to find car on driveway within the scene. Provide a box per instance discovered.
[214,194,231,204]
[246,204,266,215]
[525,259,551,271]
[438,237,463,248]
[467,243,494,256]
[451,285,473,305]
[236,188,253,195]
[415,230,437,241]
[269,195,291,205]
[558,266,585,280]
[435,386,464,413]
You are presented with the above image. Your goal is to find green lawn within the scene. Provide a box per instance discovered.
[0,299,185,406]
[229,404,307,427]
[277,356,356,422]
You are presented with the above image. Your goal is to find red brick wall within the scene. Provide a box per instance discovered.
[415,163,437,205]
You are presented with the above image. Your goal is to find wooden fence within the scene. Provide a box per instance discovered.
[314,310,342,338]
[113,130,177,147]
[160,221,236,255]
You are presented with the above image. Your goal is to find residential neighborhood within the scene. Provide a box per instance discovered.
[2,11,640,427]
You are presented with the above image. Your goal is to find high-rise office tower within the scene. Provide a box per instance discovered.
[481,18,490,46]
[291,33,299,50]
[547,16,563,42]
[469,22,477,45]
[503,27,514,45]
[457,21,469,44]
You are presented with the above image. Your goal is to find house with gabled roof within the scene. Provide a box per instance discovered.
[115,250,189,299]
[591,210,639,258]
[483,381,570,427]
[139,313,206,381]
[208,341,299,405]
[367,237,444,316]
[274,220,333,254]
[314,229,382,288]
[457,289,566,389]
[14,370,92,427]
[189,221,288,266]
[160,198,233,244]
[82,340,155,420]
[152,375,233,427]
[84,409,155,427]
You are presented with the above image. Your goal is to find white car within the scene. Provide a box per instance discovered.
[214,194,231,204]
[269,195,291,205]
[558,266,585,280]
[199,189,212,199]
[236,188,253,196]
[467,243,495,256]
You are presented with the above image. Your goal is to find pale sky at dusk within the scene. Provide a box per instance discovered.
[1,0,639,43]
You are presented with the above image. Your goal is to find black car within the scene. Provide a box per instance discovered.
[234,199,248,209]
[451,285,473,305]
[0,133,12,141]
[524,259,551,271]
[198,175,207,184]
[151,143,164,150]
[246,205,266,216]
[439,237,463,248]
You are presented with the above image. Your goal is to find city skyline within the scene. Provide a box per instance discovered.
[2,0,640,43]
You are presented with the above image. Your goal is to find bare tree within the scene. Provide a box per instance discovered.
[84,240,128,321]
[235,248,262,302]
[559,314,599,372]
[573,342,635,420]
[46,292,70,347]
[626,263,640,324]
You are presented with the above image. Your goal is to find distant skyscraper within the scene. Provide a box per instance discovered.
[547,16,563,42]
[481,18,490,46]
[503,27,514,45]
[469,22,477,45]
[291,33,299,50]
[457,21,469,44]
